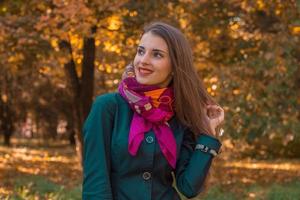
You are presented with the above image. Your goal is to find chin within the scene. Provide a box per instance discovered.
[136,77,154,85]
[136,78,150,85]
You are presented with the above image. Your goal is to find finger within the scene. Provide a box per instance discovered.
[209,116,222,127]
[208,105,224,112]
[216,110,225,124]
[206,105,222,113]
[211,108,225,124]
[206,104,221,109]
[203,106,209,115]
[208,105,223,111]
[207,107,221,118]
[219,108,224,119]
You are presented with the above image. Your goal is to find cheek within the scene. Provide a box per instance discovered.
[133,54,138,66]
[133,55,139,73]
[156,60,172,75]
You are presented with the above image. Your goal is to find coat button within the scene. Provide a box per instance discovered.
[142,171,151,180]
[145,136,154,144]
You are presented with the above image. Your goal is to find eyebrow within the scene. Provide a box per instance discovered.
[138,45,168,54]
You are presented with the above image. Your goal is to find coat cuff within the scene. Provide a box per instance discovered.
[196,134,222,152]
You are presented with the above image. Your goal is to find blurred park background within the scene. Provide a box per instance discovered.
[0,0,300,199]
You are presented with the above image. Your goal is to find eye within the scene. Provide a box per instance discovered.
[137,48,145,55]
[153,52,163,58]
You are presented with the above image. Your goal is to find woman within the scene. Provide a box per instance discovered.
[82,22,224,200]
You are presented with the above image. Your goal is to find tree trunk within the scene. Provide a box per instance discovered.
[1,103,13,146]
[81,34,95,124]
[67,111,76,146]
[59,26,96,165]
[3,134,10,146]
[64,54,84,163]
[0,74,14,147]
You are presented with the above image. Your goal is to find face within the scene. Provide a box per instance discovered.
[133,32,173,87]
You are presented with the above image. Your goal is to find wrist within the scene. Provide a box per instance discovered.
[210,128,217,137]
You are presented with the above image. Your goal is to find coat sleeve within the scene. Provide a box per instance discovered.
[82,94,115,200]
[175,129,222,199]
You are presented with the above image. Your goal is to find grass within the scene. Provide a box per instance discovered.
[196,179,300,200]
[266,180,300,200]
[7,175,81,200]
[2,175,299,200]
[201,186,237,200]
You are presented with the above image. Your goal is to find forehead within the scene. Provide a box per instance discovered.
[139,32,168,52]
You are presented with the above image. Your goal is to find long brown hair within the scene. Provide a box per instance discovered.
[142,22,218,137]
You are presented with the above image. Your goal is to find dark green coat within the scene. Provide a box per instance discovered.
[82,92,222,200]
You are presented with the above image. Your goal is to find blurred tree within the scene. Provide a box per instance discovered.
[34,0,128,161]
[0,0,52,145]
[0,0,299,158]
[182,0,300,156]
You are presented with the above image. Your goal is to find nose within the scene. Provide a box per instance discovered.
[140,52,150,65]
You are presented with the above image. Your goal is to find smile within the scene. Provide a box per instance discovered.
[138,67,154,76]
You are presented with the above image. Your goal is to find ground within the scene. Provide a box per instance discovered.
[1,138,300,200]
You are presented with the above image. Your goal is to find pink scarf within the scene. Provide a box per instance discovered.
[118,66,177,169]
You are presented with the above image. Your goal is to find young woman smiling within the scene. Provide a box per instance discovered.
[82,22,224,200]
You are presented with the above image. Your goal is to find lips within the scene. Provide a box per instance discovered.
[138,67,154,76]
